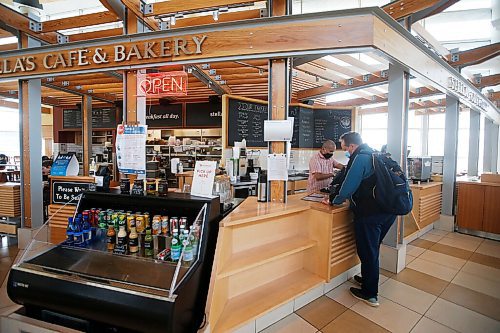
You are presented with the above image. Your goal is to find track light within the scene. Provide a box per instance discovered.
[213,10,219,21]
[170,16,176,25]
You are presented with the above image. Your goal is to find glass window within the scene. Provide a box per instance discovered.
[407,129,422,156]
[428,128,445,156]
[0,107,20,157]
[360,113,387,151]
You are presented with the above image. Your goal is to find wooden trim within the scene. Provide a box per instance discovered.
[42,11,120,32]
[0,43,17,52]
[145,0,252,17]
[382,0,443,21]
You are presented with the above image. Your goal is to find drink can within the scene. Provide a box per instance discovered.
[169,217,178,235]
[89,208,96,227]
[144,212,150,229]
[161,217,169,235]
[152,215,161,235]
[179,217,187,230]
[98,212,107,229]
[136,215,145,233]
[127,215,135,232]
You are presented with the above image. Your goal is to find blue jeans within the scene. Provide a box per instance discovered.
[354,213,397,298]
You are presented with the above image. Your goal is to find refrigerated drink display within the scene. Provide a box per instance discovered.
[8,192,221,333]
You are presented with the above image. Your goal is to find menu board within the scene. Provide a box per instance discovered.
[185,102,222,127]
[288,106,314,148]
[63,108,116,129]
[146,104,183,128]
[313,108,352,148]
[92,108,116,129]
[63,109,82,129]
[227,97,268,147]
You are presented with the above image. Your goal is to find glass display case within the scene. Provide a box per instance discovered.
[8,192,221,333]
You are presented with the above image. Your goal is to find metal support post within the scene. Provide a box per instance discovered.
[442,95,459,216]
[491,124,499,173]
[483,118,494,173]
[468,110,481,176]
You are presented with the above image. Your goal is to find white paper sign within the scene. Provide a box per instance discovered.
[267,154,288,181]
[191,161,217,198]
[116,124,147,175]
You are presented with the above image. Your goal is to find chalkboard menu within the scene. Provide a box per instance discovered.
[63,108,117,129]
[227,98,268,147]
[52,181,96,205]
[92,108,116,129]
[313,108,352,148]
[288,106,314,148]
[186,102,222,127]
[63,109,82,129]
[146,104,183,128]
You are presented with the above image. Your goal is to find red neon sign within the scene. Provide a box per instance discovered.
[137,71,188,97]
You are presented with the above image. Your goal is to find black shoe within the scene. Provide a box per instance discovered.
[349,287,379,307]
[353,275,363,286]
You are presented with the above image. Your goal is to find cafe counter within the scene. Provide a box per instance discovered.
[205,194,358,332]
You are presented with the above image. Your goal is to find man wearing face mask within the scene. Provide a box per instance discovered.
[307,140,344,193]
[323,131,396,308]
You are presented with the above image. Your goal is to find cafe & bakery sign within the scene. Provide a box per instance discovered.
[0,35,207,76]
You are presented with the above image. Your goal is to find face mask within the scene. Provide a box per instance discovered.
[322,153,333,159]
[344,151,351,158]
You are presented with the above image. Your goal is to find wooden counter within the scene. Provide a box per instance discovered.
[457,175,500,236]
[206,195,357,332]
[404,182,443,238]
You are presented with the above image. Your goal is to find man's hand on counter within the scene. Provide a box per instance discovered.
[321,198,331,205]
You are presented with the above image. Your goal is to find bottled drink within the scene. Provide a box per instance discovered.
[136,215,145,233]
[117,225,128,250]
[129,225,139,253]
[190,225,199,257]
[170,229,181,261]
[66,217,74,245]
[82,214,92,245]
[182,229,193,264]
[98,212,107,229]
[161,216,169,235]
[73,215,84,246]
[107,225,116,251]
[144,227,153,257]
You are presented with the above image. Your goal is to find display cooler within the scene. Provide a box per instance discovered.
[7,192,220,333]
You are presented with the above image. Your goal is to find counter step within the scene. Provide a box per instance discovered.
[217,237,316,279]
[213,269,324,333]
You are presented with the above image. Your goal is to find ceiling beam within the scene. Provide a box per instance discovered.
[42,11,120,32]
[472,74,500,89]
[0,3,60,44]
[43,83,116,103]
[0,98,51,113]
[144,0,254,17]
[382,0,458,22]
[120,0,160,30]
[448,43,500,68]
[100,0,126,21]
[168,8,263,28]
[411,22,450,57]
[0,29,13,38]
[68,28,123,42]
[0,43,17,51]
[190,65,231,95]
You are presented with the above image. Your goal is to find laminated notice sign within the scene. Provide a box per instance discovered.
[116,124,147,175]
[191,161,217,198]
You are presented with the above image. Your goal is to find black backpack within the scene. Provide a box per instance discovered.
[369,152,413,215]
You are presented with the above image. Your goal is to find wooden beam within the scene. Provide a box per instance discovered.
[297,75,388,100]
[144,0,253,17]
[488,91,500,102]
[100,0,126,20]
[42,11,120,32]
[313,58,367,79]
[0,3,60,44]
[448,43,500,68]
[120,0,160,30]
[383,0,439,20]
[0,29,13,38]
[333,54,384,76]
[193,65,232,94]
[472,74,500,89]
[68,28,123,42]
[411,22,450,57]
[0,98,51,113]
[0,43,17,51]
[170,8,262,28]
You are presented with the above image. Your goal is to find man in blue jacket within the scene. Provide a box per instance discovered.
[324,132,396,307]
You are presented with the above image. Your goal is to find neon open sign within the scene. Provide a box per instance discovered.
[137,71,188,97]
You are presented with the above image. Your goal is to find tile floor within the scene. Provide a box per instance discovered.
[0,230,499,333]
[256,229,500,333]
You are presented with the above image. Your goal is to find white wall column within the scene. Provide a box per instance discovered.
[442,95,459,216]
[468,110,481,176]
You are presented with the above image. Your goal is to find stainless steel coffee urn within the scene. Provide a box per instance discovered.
[257,171,267,202]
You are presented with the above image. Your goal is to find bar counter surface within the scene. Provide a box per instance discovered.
[206,194,357,332]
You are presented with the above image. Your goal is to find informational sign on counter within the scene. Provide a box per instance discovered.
[52,181,96,205]
[191,161,217,198]
[51,153,79,176]
[116,124,147,175]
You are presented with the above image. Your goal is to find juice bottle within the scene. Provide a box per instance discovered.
[129,225,139,253]
[117,225,128,252]
[144,227,153,257]
[106,225,116,251]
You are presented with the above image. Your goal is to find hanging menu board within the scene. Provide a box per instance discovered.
[92,108,117,129]
[146,104,183,128]
[313,108,352,148]
[62,109,82,129]
[185,102,222,127]
[288,106,315,148]
[227,97,268,147]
